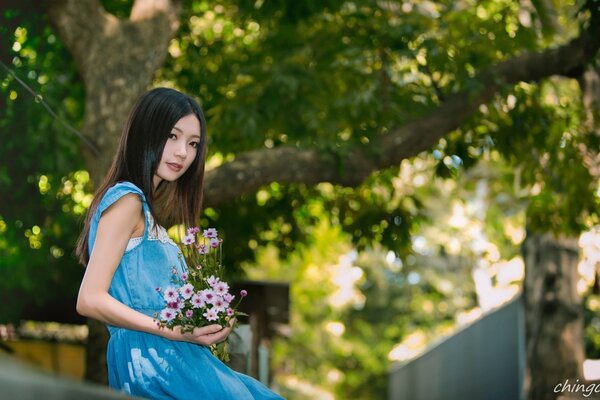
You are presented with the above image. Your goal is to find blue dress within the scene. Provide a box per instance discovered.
[88,181,284,399]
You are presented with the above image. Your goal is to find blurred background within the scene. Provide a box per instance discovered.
[1,0,599,399]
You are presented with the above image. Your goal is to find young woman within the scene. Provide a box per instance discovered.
[76,87,283,399]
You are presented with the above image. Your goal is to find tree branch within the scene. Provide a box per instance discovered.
[47,0,181,85]
[46,0,106,75]
[204,31,600,207]
[131,0,181,31]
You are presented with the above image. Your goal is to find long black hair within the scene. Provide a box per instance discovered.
[76,87,208,265]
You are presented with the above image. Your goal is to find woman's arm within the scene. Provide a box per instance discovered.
[76,194,231,345]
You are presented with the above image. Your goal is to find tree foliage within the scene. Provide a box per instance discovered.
[0,2,87,322]
[1,0,599,396]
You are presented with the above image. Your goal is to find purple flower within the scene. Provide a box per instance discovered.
[187,227,200,235]
[196,244,209,255]
[226,308,235,317]
[240,290,248,297]
[185,309,194,318]
[167,298,183,311]
[181,273,188,281]
[209,237,220,248]
[202,228,218,238]
[203,308,219,321]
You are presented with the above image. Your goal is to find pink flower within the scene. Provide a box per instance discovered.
[202,228,218,238]
[213,297,226,312]
[167,298,183,311]
[209,237,220,248]
[240,290,248,297]
[203,309,219,321]
[223,293,235,303]
[160,308,176,322]
[201,289,216,305]
[227,308,235,317]
[181,273,188,281]
[187,227,200,235]
[182,233,195,245]
[196,244,209,255]
[179,283,194,300]
[185,310,194,318]
[214,281,229,296]
[207,275,219,287]
[191,293,205,309]
[163,287,178,302]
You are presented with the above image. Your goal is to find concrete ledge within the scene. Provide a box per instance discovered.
[0,354,136,400]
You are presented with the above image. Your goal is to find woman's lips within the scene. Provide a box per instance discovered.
[167,162,182,172]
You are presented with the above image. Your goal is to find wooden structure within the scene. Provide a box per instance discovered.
[230,280,290,384]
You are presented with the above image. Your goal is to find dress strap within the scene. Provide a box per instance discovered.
[97,181,150,241]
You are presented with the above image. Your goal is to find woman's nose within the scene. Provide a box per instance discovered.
[175,143,187,158]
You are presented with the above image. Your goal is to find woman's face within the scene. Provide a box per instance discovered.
[153,114,201,188]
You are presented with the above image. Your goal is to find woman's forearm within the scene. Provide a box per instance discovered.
[76,291,179,341]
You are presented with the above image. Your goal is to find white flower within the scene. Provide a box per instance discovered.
[179,283,194,300]
[160,308,176,322]
[200,289,217,305]
[163,286,178,302]
[202,228,218,238]
[223,293,235,303]
[213,296,227,313]
[207,275,219,287]
[203,308,219,321]
[191,293,205,309]
[213,281,229,296]
[182,234,195,245]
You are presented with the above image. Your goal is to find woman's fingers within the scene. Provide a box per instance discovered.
[191,324,223,336]
[176,322,235,345]
[208,325,231,344]
[195,325,232,345]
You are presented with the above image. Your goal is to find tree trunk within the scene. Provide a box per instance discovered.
[47,0,182,384]
[523,232,583,400]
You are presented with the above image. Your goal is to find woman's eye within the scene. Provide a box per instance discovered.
[168,133,177,140]
[190,142,199,149]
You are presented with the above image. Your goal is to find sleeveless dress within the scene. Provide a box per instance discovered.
[88,181,284,399]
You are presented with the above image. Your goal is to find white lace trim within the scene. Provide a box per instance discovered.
[146,211,178,248]
[125,237,143,251]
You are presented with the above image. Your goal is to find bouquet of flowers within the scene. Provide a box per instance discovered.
[154,227,247,361]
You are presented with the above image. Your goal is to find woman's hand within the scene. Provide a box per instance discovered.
[170,320,235,346]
